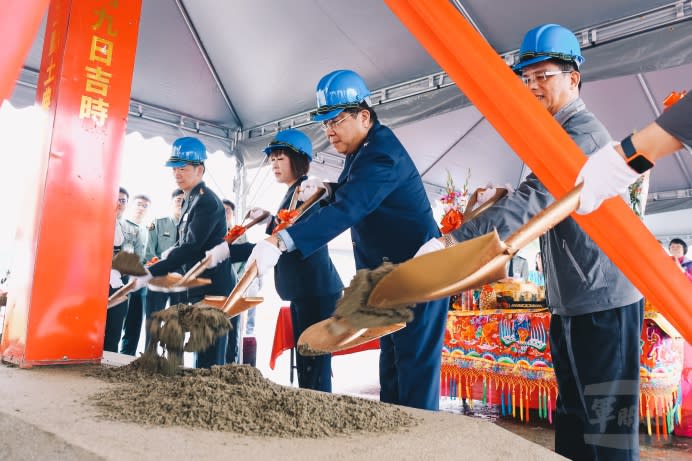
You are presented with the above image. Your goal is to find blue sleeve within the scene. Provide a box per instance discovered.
[286,149,400,258]
[149,198,219,276]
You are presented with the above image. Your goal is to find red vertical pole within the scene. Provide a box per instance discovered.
[1,0,142,366]
[385,0,692,343]
[0,0,50,103]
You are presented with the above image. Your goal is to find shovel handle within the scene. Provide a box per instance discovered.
[504,184,583,253]
[107,279,136,309]
[295,187,326,215]
[178,254,212,285]
[221,261,259,316]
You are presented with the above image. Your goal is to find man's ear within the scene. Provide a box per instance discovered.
[360,109,371,127]
[571,71,581,90]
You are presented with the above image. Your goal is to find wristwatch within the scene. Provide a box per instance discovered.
[620,134,654,174]
[276,234,287,252]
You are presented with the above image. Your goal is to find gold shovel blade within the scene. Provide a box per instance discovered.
[297,318,406,356]
[367,231,507,309]
[297,318,366,355]
[147,273,212,292]
[224,297,264,317]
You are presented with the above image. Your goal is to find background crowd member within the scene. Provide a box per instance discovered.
[669,238,692,281]
[528,252,545,287]
[208,129,344,390]
[577,91,691,214]
[239,70,448,410]
[449,24,643,460]
[222,198,253,338]
[120,194,151,356]
[104,187,143,352]
[143,188,184,347]
[132,137,235,368]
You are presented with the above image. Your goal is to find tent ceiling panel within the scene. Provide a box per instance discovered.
[459,0,676,53]
[185,0,441,128]
[388,105,485,174]
[419,118,523,193]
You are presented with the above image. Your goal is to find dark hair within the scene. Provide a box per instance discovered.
[344,101,379,125]
[171,188,184,198]
[222,199,235,211]
[119,187,129,199]
[133,194,151,203]
[670,238,688,255]
[271,148,310,179]
[551,59,582,91]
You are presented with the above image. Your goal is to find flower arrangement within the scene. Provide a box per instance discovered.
[439,169,470,234]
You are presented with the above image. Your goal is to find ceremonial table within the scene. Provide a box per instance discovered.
[442,307,684,438]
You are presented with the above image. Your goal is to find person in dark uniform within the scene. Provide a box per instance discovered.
[577,90,691,214]
[215,70,449,410]
[450,25,643,460]
[131,137,236,368]
[142,188,184,347]
[207,129,344,391]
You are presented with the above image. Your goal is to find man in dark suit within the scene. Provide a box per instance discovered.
[131,137,235,367]
[247,70,449,410]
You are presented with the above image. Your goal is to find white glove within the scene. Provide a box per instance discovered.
[414,237,446,257]
[576,142,641,214]
[247,239,282,277]
[109,269,124,289]
[298,178,330,202]
[248,207,272,226]
[205,241,230,268]
[130,272,152,291]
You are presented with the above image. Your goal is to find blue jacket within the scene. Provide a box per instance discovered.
[148,181,232,293]
[231,177,343,300]
[286,122,440,270]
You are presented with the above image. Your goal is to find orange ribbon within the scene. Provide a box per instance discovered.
[225,225,246,243]
[272,209,300,235]
[663,90,686,111]
[440,208,463,234]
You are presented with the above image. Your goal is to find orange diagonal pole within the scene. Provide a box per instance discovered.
[0,0,50,103]
[385,0,692,343]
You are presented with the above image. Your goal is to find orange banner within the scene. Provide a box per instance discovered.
[1,0,142,365]
[0,0,49,103]
[385,0,692,343]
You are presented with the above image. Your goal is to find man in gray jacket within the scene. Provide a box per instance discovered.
[451,24,642,460]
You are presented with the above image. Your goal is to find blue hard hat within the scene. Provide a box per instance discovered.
[513,24,584,72]
[165,137,207,168]
[311,69,371,122]
[263,129,313,161]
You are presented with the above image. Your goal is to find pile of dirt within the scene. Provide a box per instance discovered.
[87,364,418,438]
[138,303,230,376]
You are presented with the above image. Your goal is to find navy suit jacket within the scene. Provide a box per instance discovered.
[230,177,343,300]
[286,122,440,270]
[148,181,233,295]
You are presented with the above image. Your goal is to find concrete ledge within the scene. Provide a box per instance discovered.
[0,362,564,460]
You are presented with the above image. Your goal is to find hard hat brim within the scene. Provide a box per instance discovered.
[512,55,553,72]
[311,107,345,122]
[165,160,190,168]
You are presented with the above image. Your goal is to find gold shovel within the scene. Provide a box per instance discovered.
[146,254,213,293]
[366,184,582,308]
[298,184,582,354]
[199,187,326,318]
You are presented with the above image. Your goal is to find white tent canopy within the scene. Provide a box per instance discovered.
[11,0,692,223]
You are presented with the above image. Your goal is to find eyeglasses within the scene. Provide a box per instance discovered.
[320,113,354,131]
[520,70,572,85]
[117,198,128,205]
